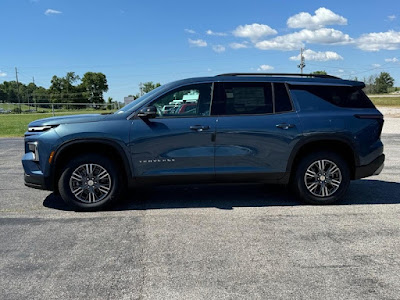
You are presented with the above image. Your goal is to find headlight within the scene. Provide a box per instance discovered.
[28,125,58,132]
[28,142,39,161]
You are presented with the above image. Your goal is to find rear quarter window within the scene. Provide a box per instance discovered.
[290,85,375,109]
[274,83,293,113]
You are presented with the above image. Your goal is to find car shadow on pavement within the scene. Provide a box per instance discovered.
[43,179,400,211]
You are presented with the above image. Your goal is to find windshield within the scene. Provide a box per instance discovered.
[115,84,167,114]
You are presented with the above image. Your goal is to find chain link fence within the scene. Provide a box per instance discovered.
[0,102,121,116]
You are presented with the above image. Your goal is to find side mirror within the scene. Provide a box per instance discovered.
[137,106,157,119]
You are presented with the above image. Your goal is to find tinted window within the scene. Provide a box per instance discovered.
[151,83,212,117]
[290,85,375,108]
[212,82,273,115]
[274,83,292,112]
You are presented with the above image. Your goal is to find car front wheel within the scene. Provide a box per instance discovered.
[58,154,122,211]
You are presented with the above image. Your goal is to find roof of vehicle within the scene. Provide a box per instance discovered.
[168,73,365,88]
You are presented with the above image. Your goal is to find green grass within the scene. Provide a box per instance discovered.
[369,97,400,107]
[0,110,114,137]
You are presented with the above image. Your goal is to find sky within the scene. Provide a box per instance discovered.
[1,0,400,101]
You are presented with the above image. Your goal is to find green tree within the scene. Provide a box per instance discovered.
[49,72,83,104]
[80,72,108,103]
[0,86,6,102]
[363,75,378,94]
[142,82,161,94]
[128,93,140,99]
[24,82,37,108]
[49,75,64,103]
[1,81,19,103]
[32,87,50,108]
[374,72,394,94]
[107,97,113,110]
[311,70,328,75]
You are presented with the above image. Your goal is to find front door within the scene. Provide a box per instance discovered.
[129,83,217,181]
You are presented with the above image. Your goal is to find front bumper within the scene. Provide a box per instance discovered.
[22,152,52,190]
[24,173,48,190]
[354,154,385,179]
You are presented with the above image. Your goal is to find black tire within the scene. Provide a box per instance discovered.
[58,154,123,211]
[292,151,350,205]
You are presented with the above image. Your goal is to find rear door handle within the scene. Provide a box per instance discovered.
[276,123,295,130]
[190,125,210,132]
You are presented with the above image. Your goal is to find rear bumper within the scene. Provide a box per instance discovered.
[354,154,385,179]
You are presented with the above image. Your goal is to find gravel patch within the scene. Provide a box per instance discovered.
[377,106,400,118]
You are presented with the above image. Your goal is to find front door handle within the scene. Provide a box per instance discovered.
[190,125,210,132]
[276,123,295,130]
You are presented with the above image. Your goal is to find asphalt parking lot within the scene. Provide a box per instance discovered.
[0,119,399,300]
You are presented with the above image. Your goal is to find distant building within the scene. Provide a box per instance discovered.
[124,96,135,106]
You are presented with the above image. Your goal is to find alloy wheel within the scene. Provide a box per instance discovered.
[304,159,342,198]
[69,163,112,203]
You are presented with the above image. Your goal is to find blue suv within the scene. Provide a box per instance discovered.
[22,73,385,210]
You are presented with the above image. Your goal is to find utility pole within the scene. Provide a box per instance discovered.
[297,48,306,74]
[139,82,144,97]
[15,67,21,113]
[33,76,36,111]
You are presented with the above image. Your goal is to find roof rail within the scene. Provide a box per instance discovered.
[216,73,340,79]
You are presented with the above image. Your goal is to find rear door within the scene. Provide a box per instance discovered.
[212,81,303,181]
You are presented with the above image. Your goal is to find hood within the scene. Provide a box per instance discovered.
[28,114,107,127]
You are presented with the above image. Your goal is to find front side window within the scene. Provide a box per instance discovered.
[212,82,273,115]
[151,83,212,118]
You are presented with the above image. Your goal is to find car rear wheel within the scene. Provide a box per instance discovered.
[293,151,350,205]
[58,154,122,211]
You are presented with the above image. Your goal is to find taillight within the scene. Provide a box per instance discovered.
[354,114,384,139]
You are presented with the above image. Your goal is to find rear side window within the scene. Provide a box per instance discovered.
[274,83,292,112]
[290,85,375,108]
[212,82,273,115]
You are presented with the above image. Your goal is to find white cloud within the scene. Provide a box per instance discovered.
[0,71,7,77]
[255,28,352,51]
[338,69,345,73]
[289,49,343,61]
[257,64,274,71]
[188,38,207,47]
[385,57,399,62]
[206,30,227,36]
[256,40,301,51]
[229,42,249,49]
[287,7,347,30]
[233,23,277,41]
[212,45,226,53]
[45,9,62,15]
[357,30,400,51]
[372,63,381,68]
[184,29,196,34]
[388,15,396,21]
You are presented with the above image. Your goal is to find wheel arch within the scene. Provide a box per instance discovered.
[287,136,358,180]
[50,139,132,191]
